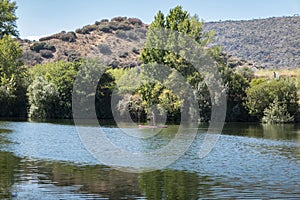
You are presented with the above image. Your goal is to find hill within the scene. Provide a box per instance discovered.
[203,16,300,69]
[19,16,300,69]
[19,17,148,68]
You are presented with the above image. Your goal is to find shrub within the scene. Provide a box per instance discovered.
[39,32,62,41]
[116,21,132,31]
[21,50,42,65]
[235,66,255,81]
[127,31,138,40]
[101,19,109,23]
[262,98,294,123]
[75,28,82,34]
[64,50,81,62]
[98,44,112,55]
[245,79,298,121]
[98,24,112,33]
[116,30,127,39]
[109,60,119,68]
[40,50,53,58]
[59,31,77,42]
[132,47,139,54]
[30,42,46,52]
[119,52,129,58]
[30,42,56,53]
[76,25,97,34]
[27,76,60,119]
[135,28,147,39]
[29,61,80,118]
[111,16,127,22]
[128,18,143,26]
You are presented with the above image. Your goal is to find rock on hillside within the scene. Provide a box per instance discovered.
[203,16,300,69]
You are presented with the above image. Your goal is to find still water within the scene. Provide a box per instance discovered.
[0,121,299,199]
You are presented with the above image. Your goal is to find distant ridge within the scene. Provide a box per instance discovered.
[203,16,300,69]
[19,15,300,69]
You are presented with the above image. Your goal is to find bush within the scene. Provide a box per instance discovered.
[119,52,128,58]
[20,50,42,65]
[116,21,132,31]
[98,24,112,33]
[98,44,112,55]
[101,19,109,23]
[116,30,127,39]
[40,50,53,58]
[128,18,143,26]
[27,77,60,119]
[235,66,255,81]
[30,42,46,52]
[132,47,139,54]
[30,42,56,53]
[59,31,77,42]
[127,31,138,40]
[29,61,80,118]
[76,25,97,34]
[262,98,294,123]
[109,60,119,68]
[111,16,127,22]
[135,28,147,39]
[245,79,298,121]
[64,50,81,62]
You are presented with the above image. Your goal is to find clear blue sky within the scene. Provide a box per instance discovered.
[15,0,300,39]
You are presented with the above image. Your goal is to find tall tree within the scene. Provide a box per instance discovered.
[140,6,213,78]
[0,34,27,117]
[0,0,18,38]
[139,6,217,122]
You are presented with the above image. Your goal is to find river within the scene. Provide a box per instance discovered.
[0,121,299,199]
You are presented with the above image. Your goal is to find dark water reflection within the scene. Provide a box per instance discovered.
[0,121,299,199]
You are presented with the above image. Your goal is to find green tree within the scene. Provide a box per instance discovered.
[0,34,22,77]
[72,58,115,119]
[140,6,213,79]
[27,76,60,118]
[0,0,18,38]
[262,97,294,123]
[245,79,298,121]
[139,6,216,122]
[0,34,27,117]
[29,61,80,118]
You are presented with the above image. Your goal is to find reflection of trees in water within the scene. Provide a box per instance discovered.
[221,123,299,141]
[0,154,215,199]
[20,161,142,199]
[261,124,300,160]
[0,152,20,199]
[139,170,215,199]
[262,124,298,140]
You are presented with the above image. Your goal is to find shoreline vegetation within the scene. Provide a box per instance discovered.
[0,2,299,124]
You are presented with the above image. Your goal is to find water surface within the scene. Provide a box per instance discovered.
[0,121,299,199]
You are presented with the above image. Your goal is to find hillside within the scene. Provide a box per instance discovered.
[19,16,300,69]
[19,17,148,68]
[203,16,300,69]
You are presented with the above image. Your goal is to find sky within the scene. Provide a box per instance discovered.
[15,0,300,40]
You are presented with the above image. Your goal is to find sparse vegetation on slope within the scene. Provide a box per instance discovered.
[203,16,300,69]
[19,17,148,68]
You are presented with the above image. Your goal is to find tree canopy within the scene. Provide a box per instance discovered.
[0,0,18,38]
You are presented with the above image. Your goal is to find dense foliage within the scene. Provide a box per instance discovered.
[0,4,299,123]
[28,61,80,118]
[0,0,18,38]
[0,35,27,117]
[245,78,298,122]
